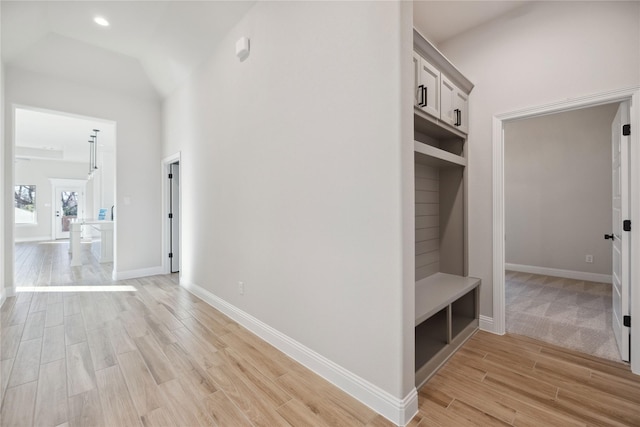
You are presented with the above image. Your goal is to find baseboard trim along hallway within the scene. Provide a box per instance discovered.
[181,280,419,426]
[505,263,612,285]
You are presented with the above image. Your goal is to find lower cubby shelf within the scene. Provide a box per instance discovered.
[415,308,447,370]
[415,273,480,388]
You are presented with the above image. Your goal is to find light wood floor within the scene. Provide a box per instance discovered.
[3,242,640,426]
[417,331,640,426]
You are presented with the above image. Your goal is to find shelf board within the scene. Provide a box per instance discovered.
[415,273,480,326]
[414,140,466,168]
[414,107,466,140]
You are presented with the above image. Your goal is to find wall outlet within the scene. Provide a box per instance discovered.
[238,281,244,295]
[585,255,594,263]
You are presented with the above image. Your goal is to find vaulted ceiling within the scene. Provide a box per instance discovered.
[2,1,533,101]
[1,1,256,99]
[3,1,532,160]
[413,1,530,46]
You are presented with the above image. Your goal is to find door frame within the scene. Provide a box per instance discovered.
[50,178,87,240]
[492,86,640,374]
[162,152,181,276]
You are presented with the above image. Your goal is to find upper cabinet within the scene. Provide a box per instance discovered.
[413,29,473,136]
[440,75,469,134]
[413,51,440,118]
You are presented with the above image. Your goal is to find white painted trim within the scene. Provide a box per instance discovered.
[492,115,506,335]
[505,263,612,284]
[112,266,163,281]
[161,152,181,276]
[14,236,52,243]
[181,280,419,426]
[479,315,496,334]
[630,91,640,375]
[492,86,640,375]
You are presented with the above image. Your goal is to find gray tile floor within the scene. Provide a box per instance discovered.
[505,270,622,362]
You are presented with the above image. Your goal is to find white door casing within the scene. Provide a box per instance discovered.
[611,101,631,362]
[170,162,180,273]
[162,152,181,276]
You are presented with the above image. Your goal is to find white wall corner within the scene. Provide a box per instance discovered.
[180,279,419,426]
[112,266,163,281]
[1,286,16,305]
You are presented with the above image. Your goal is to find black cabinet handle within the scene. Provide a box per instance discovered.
[454,109,461,126]
[604,234,615,240]
[418,85,427,107]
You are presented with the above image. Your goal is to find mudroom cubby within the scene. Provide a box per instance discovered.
[413,27,480,388]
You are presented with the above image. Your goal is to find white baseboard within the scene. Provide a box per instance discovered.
[479,315,498,334]
[15,236,52,243]
[181,280,419,426]
[505,263,612,284]
[113,266,164,281]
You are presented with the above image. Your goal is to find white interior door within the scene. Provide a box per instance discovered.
[170,162,180,273]
[54,185,85,240]
[611,101,631,362]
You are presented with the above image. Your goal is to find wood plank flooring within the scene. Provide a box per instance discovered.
[415,331,640,426]
[3,242,640,426]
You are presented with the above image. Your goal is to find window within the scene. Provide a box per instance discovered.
[14,185,37,224]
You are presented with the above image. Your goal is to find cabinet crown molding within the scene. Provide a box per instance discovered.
[413,28,474,94]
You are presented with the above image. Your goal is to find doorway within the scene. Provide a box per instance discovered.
[492,88,640,374]
[13,106,116,284]
[503,103,620,361]
[163,153,181,275]
[52,180,86,240]
[169,162,180,273]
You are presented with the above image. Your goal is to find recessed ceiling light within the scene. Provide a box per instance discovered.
[94,16,109,27]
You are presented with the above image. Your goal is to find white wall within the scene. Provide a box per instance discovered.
[4,67,162,280]
[14,160,94,241]
[1,58,5,300]
[163,0,414,407]
[437,1,640,317]
[505,104,617,276]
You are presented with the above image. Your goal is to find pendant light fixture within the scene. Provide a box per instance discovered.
[88,129,100,178]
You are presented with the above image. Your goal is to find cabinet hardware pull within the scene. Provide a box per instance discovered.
[454,108,461,126]
[418,85,427,107]
[604,233,615,241]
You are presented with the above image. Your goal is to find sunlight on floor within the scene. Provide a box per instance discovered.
[15,285,137,293]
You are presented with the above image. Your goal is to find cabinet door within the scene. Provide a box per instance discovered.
[413,51,422,108]
[440,75,469,134]
[440,75,456,127]
[454,90,469,134]
[416,55,440,118]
